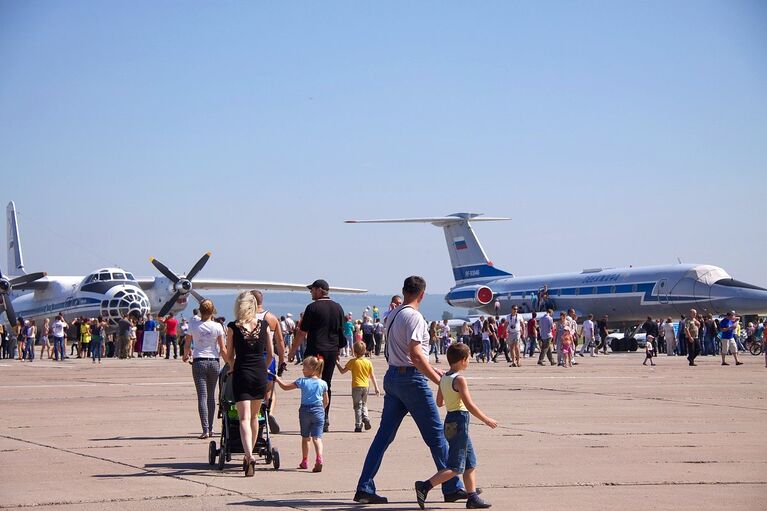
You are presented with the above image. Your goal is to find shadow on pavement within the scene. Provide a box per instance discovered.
[228,500,430,510]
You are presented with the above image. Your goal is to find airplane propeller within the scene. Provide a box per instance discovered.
[0,268,47,327]
[150,252,211,317]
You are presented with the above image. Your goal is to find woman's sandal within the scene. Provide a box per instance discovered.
[245,459,255,477]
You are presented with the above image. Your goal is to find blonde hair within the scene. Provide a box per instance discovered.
[303,356,324,377]
[353,341,366,358]
[234,291,258,326]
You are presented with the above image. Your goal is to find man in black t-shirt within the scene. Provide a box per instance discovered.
[289,279,347,432]
[597,315,609,354]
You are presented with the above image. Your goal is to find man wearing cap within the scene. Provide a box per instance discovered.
[719,311,744,366]
[289,279,347,432]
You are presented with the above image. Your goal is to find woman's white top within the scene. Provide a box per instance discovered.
[190,319,225,359]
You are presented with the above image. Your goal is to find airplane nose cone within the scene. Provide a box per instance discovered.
[712,285,767,316]
[102,286,151,321]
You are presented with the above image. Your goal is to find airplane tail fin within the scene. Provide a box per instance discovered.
[6,202,26,276]
[346,213,512,285]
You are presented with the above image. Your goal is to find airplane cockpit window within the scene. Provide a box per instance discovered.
[112,272,126,280]
[97,273,110,281]
[126,273,136,281]
[83,274,96,285]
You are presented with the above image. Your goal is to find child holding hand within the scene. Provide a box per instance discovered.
[273,356,328,472]
[335,341,380,432]
[415,343,497,509]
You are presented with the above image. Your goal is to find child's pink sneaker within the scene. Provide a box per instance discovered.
[298,460,308,469]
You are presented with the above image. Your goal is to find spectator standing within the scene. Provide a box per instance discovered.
[492,317,511,364]
[50,315,66,361]
[719,311,743,366]
[506,306,523,366]
[183,299,226,439]
[289,279,347,433]
[663,318,676,355]
[685,309,700,366]
[373,318,384,356]
[597,315,609,354]
[91,317,106,364]
[580,314,596,357]
[164,312,179,359]
[537,309,555,366]
[526,312,538,358]
[117,314,132,359]
[39,318,51,359]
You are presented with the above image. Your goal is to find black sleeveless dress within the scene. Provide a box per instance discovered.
[229,318,269,402]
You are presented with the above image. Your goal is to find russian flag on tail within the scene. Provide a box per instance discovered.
[453,236,468,250]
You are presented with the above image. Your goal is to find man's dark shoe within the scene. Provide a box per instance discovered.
[362,417,372,430]
[354,426,362,433]
[444,488,483,502]
[323,423,330,433]
[736,361,744,365]
[466,494,492,509]
[415,481,430,509]
[353,490,388,504]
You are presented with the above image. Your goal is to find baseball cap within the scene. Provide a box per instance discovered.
[286,313,292,317]
[307,279,329,291]
[727,310,736,316]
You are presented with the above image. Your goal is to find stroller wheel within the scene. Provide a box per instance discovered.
[208,441,217,466]
[272,448,280,470]
[217,439,227,471]
[265,449,272,464]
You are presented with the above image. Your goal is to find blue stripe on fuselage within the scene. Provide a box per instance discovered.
[453,265,511,281]
[448,282,699,304]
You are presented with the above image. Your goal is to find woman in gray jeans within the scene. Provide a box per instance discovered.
[183,300,227,439]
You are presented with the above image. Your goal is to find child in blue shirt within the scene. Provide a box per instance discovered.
[274,356,329,472]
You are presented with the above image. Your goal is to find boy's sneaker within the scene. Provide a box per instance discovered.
[415,481,431,510]
[362,418,372,430]
[444,488,483,502]
[466,494,492,509]
[354,426,362,433]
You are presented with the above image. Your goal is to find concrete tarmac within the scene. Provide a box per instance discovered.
[0,352,764,510]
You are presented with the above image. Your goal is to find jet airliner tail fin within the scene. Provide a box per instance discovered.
[6,201,26,276]
[346,213,512,285]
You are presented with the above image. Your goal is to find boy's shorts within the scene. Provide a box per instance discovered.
[444,410,476,474]
[299,404,325,438]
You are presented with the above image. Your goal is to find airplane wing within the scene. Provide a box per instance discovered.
[135,278,366,294]
[3,274,52,291]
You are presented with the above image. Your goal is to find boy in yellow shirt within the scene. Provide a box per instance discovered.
[415,343,497,509]
[335,341,380,432]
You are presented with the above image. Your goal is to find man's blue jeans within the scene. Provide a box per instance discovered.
[53,336,64,360]
[356,366,463,495]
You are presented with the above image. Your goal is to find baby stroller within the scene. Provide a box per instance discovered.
[208,364,280,470]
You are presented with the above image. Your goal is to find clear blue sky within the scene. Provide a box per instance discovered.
[1,1,765,295]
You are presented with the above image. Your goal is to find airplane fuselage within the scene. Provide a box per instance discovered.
[446,263,767,326]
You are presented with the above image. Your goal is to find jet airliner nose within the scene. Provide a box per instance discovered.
[710,278,767,316]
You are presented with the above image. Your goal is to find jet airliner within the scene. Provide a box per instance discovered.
[346,214,767,327]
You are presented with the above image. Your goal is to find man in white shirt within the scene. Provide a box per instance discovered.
[506,305,524,367]
[51,314,67,361]
[579,314,596,357]
[355,276,467,504]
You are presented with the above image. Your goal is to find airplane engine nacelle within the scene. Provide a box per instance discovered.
[445,285,495,309]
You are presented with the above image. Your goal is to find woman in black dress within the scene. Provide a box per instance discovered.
[224,291,274,476]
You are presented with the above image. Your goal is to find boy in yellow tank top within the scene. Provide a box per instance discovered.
[335,341,380,432]
[415,343,497,509]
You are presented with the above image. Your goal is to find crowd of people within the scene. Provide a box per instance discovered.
[0,311,190,362]
[3,277,766,509]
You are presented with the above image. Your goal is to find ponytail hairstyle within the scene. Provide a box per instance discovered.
[234,291,258,327]
[303,355,324,377]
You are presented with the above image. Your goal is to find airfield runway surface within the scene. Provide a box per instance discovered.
[0,353,764,511]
